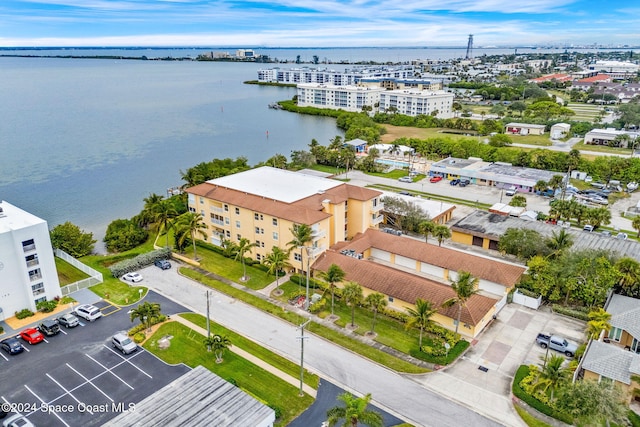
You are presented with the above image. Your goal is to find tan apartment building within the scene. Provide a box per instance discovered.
[185,167,384,272]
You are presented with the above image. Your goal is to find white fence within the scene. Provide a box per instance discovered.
[55,249,103,295]
[512,289,542,310]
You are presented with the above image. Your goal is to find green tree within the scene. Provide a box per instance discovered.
[203,334,231,363]
[235,237,258,281]
[405,298,437,348]
[488,133,512,147]
[50,221,97,257]
[130,302,162,332]
[320,263,346,317]
[364,293,387,335]
[138,193,164,229]
[532,354,570,401]
[418,220,436,243]
[545,229,574,258]
[632,215,640,238]
[586,307,611,340]
[103,218,148,252]
[615,257,640,297]
[555,380,628,426]
[498,228,549,260]
[287,224,313,274]
[509,194,527,207]
[326,392,383,427]
[342,282,364,327]
[443,271,479,334]
[432,225,451,247]
[154,199,178,248]
[262,247,292,292]
[174,212,208,260]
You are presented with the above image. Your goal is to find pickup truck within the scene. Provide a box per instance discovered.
[536,333,578,357]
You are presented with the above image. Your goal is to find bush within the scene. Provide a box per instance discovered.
[268,404,283,420]
[109,248,171,278]
[36,300,58,313]
[512,365,573,424]
[133,332,146,343]
[50,221,96,257]
[629,410,640,427]
[15,308,35,319]
[0,325,4,334]
[551,305,590,321]
[59,296,75,305]
[104,218,149,253]
[127,314,167,336]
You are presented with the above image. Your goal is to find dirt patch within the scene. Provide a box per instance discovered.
[380,124,437,143]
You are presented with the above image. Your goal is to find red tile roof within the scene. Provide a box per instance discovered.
[530,73,571,83]
[576,74,611,84]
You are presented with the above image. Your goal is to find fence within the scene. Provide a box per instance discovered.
[512,289,542,310]
[55,249,103,295]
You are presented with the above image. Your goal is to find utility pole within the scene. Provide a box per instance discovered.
[304,246,313,311]
[206,290,211,338]
[297,319,311,397]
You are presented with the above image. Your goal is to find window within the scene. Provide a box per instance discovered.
[22,239,36,252]
[256,254,262,261]
[235,207,240,215]
[388,296,394,303]
[609,327,623,342]
[236,234,242,240]
[236,221,241,228]
[225,230,230,238]
[273,232,279,240]
[35,296,46,304]
[224,204,229,212]
[272,218,278,226]
[255,227,264,234]
[294,253,302,262]
[225,217,230,225]
[29,268,42,282]
[199,197,204,204]
[254,213,264,220]
[31,283,44,296]
[25,254,39,267]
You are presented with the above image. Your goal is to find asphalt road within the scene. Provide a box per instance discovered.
[141,263,504,427]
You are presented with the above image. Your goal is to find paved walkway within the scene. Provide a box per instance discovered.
[171,314,317,397]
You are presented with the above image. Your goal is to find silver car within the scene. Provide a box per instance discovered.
[112,332,137,355]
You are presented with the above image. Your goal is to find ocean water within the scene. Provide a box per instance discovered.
[0,57,340,245]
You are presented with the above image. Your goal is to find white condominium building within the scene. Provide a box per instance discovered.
[0,201,61,320]
[378,89,454,118]
[297,84,385,112]
[257,66,417,85]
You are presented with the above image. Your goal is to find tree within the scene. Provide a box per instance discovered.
[615,257,640,297]
[555,380,628,426]
[633,215,640,238]
[418,220,436,243]
[203,334,231,363]
[488,134,512,147]
[50,221,96,257]
[432,225,451,247]
[235,237,258,281]
[130,302,162,332]
[138,193,164,229]
[405,298,437,348]
[104,218,149,252]
[364,293,387,335]
[287,224,313,273]
[326,392,383,427]
[153,199,178,248]
[531,355,570,401]
[545,229,574,258]
[319,263,346,317]
[442,271,479,334]
[498,228,549,260]
[509,194,527,207]
[342,282,363,327]
[174,212,208,259]
[262,247,291,292]
[586,307,611,340]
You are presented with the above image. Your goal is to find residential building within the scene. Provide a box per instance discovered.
[584,128,639,147]
[185,167,383,272]
[505,123,546,136]
[296,83,385,113]
[359,78,444,91]
[257,65,417,85]
[0,201,61,320]
[378,90,454,118]
[382,192,455,225]
[588,61,640,79]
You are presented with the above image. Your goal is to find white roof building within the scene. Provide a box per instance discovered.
[0,201,61,319]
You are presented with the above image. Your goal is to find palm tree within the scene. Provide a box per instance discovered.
[319,263,346,317]
[326,392,383,427]
[586,307,612,340]
[432,225,451,247]
[139,193,164,228]
[263,246,291,292]
[287,224,313,274]
[632,216,640,238]
[203,334,231,363]
[615,257,640,297]
[130,302,162,332]
[364,293,387,335]
[546,229,574,258]
[175,212,208,259]
[342,282,363,327]
[405,298,437,348]
[532,355,570,401]
[154,199,178,248]
[418,220,435,243]
[442,271,480,334]
[235,237,258,281]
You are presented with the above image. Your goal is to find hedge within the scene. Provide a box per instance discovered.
[15,308,35,319]
[551,305,590,321]
[109,248,172,278]
[512,365,573,424]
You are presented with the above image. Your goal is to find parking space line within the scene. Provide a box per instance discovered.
[46,373,93,415]
[24,385,71,427]
[59,329,68,335]
[21,345,29,352]
[43,338,49,343]
[0,352,8,361]
[103,346,152,379]
[65,363,114,403]
[85,354,134,390]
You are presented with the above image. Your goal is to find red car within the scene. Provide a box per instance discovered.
[19,327,45,345]
[429,176,443,183]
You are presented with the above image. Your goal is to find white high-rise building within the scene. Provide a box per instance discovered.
[0,201,61,320]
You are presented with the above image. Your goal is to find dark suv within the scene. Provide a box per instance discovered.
[38,319,61,336]
[154,259,171,270]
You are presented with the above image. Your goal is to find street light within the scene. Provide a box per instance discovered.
[297,319,311,397]
[304,246,314,311]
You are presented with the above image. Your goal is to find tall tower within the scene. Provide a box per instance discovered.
[465,34,474,59]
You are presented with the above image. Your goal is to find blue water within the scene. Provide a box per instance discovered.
[0,57,341,245]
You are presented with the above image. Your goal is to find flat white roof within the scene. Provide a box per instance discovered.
[207,166,342,204]
[0,201,46,233]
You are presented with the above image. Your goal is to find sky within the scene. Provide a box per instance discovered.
[0,0,638,48]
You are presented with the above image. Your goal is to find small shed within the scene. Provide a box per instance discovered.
[344,138,368,153]
[550,123,571,139]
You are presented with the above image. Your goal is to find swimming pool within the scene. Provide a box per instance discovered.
[376,159,411,168]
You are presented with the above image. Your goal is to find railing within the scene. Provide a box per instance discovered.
[26,259,39,267]
[22,243,36,252]
[29,273,43,281]
[60,277,103,296]
[55,249,103,295]
[370,203,383,213]
[372,215,384,225]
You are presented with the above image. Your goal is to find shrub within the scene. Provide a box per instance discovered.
[36,300,58,313]
[109,248,172,278]
[268,404,283,420]
[15,308,34,319]
[551,305,589,321]
[0,325,4,334]
[50,221,96,257]
[515,287,539,298]
[127,314,167,336]
[133,332,146,343]
[512,365,573,424]
[59,296,76,305]
[104,218,149,252]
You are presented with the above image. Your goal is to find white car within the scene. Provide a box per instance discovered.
[3,413,35,427]
[74,304,103,322]
[398,176,413,183]
[122,272,143,282]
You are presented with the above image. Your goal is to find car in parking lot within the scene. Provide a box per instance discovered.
[429,176,443,183]
[583,224,594,232]
[112,332,138,355]
[57,312,80,328]
[74,304,103,322]
[19,328,45,345]
[459,179,470,187]
[122,272,143,282]
[450,179,460,186]
[0,337,24,355]
[398,176,413,183]
[2,413,34,427]
[37,319,61,336]
[154,259,171,270]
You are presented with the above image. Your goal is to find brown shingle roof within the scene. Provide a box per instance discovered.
[339,229,525,287]
[312,251,497,326]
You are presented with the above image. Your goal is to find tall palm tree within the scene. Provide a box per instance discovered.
[442,271,480,334]
[154,199,178,248]
[405,298,437,348]
[139,193,164,228]
[263,246,291,291]
[615,257,640,297]
[287,224,313,274]
[432,225,451,247]
[586,307,612,340]
[546,229,574,258]
[532,355,570,401]
[175,212,208,260]
[130,302,162,332]
[203,334,231,363]
[326,392,383,427]
[235,237,258,281]
[632,216,640,238]
[418,220,435,243]
[319,263,346,317]
[364,293,387,335]
[342,282,363,327]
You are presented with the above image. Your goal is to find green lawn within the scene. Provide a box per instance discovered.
[510,134,552,146]
[180,313,319,389]
[573,142,633,156]
[55,257,90,285]
[144,322,313,426]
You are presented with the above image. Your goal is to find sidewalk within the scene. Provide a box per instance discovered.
[171,314,317,397]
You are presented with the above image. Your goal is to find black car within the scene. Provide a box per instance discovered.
[38,319,61,336]
[450,179,460,186]
[154,259,171,270]
[459,179,470,187]
[1,337,24,355]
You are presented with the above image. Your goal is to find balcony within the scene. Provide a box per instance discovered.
[26,259,39,268]
[372,215,384,226]
[22,243,36,252]
[210,218,224,226]
[310,228,326,240]
[29,273,43,282]
[370,203,383,213]
[306,245,326,258]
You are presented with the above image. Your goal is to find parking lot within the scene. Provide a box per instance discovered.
[0,290,190,426]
